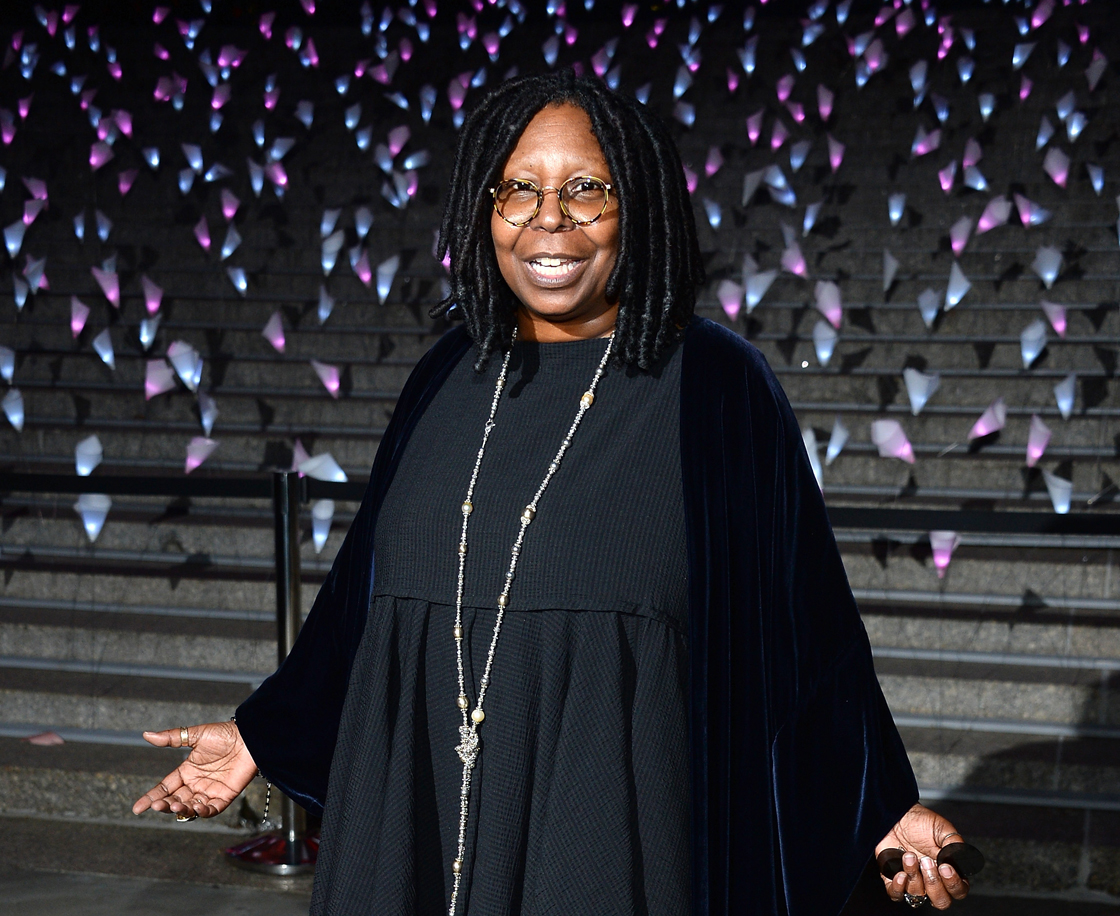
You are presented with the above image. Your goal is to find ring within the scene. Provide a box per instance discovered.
[903,893,929,908]
[179,726,190,746]
[940,832,962,843]
[175,813,198,822]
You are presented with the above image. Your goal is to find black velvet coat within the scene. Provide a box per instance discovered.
[236,316,918,916]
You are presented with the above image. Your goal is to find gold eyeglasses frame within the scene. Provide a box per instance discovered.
[489,175,614,227]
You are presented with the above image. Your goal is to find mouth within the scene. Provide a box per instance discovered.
[523,256,586,284]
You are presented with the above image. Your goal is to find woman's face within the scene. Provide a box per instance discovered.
[490,102,620,342]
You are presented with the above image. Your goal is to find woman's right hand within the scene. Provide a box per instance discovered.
[132,720,259,820]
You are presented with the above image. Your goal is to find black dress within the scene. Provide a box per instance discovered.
[311,336,692,916]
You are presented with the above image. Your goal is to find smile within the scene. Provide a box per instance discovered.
[524,257,586,284]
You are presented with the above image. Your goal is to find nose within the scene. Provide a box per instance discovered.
[531,186,571,230]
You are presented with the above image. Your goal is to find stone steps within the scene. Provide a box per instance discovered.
[0,620,274,673]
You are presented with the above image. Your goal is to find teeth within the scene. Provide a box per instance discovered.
[528,257,580,279]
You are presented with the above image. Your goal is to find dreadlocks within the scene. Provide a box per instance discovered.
[431,70,705,371]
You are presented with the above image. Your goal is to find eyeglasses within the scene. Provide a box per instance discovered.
[490,175,613,227]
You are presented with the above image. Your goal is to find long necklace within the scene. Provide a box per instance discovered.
[447,329,614,916]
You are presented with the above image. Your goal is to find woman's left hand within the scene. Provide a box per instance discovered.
[877,803,971,909]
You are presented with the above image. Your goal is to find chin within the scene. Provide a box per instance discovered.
[523,302,596,323]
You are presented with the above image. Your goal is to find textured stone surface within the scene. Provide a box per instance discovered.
[0,818,314,895]
[863,615,1120,659]
[0,765,269,830]
[909,751,1120,796]
[0,623,274,673]
[880,675,1106,725]
[0,868,311,916]
[0,691,243,732]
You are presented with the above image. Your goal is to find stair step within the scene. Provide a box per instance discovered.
[873,646,1120,673]
[0,594,274,623]
[0,543,332,575]
[882,673,1115,725]
[0,723,153,746]
[889,712,1120,741]
[856,588,1120,615]
[0,656,264,687]
[0,681,247,733]
[919,785,1120,814]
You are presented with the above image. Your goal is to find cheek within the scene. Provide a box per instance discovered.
[594,227,620,273]
[589,205,620,273]
[491,216,519,252]
[490,218,518,279]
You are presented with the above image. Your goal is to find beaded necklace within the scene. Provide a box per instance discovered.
[447,329,614,916]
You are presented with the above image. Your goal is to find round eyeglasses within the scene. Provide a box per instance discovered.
[490,175,613,227]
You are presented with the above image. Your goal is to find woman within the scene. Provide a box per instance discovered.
[134,72,971,915]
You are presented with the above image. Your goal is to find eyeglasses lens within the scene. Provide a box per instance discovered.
[563,178,608,223]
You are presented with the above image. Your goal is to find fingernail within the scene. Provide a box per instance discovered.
[921,856,936,876]
[903,852,917,867]
[940,864,953,879]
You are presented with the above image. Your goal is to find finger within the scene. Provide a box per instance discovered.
[884,870,907,902]
[939,863,970,900]
[147,795,188,814]
[141,729,174,748]
[176,792,223,819]
[167,785,199,813]
[132,775,183,814]
[186,792,218,818]
[142,727,193,749]
[921,856,952,910]
[174,797,206,817]
[902,852,924,897]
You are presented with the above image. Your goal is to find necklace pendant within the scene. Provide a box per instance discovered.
[455,725,480,768]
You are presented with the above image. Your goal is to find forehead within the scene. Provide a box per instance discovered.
[501,102,610,177]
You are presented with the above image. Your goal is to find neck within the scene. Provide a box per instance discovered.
[515,305,618,342]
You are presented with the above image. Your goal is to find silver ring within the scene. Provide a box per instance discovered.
[179,726,190,746]
[903,893,929,908]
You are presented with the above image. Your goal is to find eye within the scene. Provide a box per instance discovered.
[564,178,608,204]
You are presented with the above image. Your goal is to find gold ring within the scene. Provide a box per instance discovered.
[179,726,190,746]
[175,813,198,822]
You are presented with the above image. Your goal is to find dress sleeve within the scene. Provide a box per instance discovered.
[235,326,471,816]
[681,317,917,916]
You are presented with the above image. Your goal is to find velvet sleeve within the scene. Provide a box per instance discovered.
[681,317,917,916]
[235,326,472,816]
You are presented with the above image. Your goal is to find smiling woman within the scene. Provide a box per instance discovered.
[135,71,972,916]
[432,70,704,370]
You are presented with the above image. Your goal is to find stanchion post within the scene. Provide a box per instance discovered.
[274,469,302,666]
[225,471,317,875]
[273,470,309,868]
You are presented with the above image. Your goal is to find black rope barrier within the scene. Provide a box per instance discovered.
[3,471,1120,535]
[0,471,367,503]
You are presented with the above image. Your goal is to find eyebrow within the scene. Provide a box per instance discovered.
[499,172,611,182]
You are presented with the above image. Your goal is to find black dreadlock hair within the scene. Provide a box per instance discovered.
[431,70,705,371]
